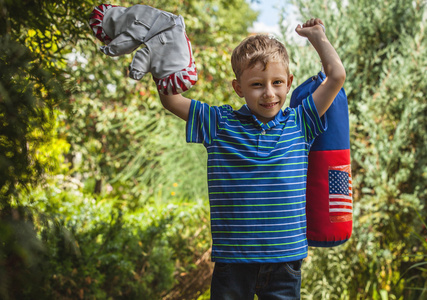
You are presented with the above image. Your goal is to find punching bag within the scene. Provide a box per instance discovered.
[290,72,352,247]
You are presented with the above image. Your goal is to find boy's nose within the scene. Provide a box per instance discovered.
[263,85,275,99]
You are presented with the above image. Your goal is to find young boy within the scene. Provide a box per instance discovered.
[159,18,345,300]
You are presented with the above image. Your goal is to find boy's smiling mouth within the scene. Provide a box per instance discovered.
[260,102,279,109]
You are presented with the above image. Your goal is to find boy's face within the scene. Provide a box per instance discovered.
[232,61,293,124]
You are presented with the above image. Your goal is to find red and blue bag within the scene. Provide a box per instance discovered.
[290,72,352,247]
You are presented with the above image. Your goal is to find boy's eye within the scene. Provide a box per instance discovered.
[274,80,283,85]
[251,83,262,87]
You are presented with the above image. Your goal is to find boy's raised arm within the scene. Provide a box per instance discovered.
[295,18,346,117]
[159,93,192,122]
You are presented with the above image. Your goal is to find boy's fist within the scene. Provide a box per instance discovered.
[295,18,325,38]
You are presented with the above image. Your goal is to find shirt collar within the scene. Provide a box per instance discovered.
[235,104,290,130]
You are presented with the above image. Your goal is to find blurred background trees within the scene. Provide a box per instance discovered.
[283,0,427,299]
[0,0,426,299]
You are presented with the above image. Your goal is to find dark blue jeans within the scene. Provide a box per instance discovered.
[211,260,302,300]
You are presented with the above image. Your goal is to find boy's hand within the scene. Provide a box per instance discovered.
[295,18,325,38]
[295,18,346,117]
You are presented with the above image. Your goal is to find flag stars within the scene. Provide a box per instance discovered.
[329,170,349,195]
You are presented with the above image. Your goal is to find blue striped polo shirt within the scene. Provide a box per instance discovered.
[186,95,327,263]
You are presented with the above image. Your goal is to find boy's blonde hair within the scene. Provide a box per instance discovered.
[231,34,290,80]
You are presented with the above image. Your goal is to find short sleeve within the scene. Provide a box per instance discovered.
[296,94,328,143]
[186,100,221,145]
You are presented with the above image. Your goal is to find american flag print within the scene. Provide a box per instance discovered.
[328,165,352,223]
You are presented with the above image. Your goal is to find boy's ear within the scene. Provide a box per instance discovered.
[232,79,244,98]
[287,74,294,93]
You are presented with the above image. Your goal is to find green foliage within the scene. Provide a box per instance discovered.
[20,177,210,299]
[0,206,47,300]
[281,0,427,299]
[0,35,62,203]
[0,0,94,203]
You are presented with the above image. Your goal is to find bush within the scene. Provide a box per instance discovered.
[1,175,210,299]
